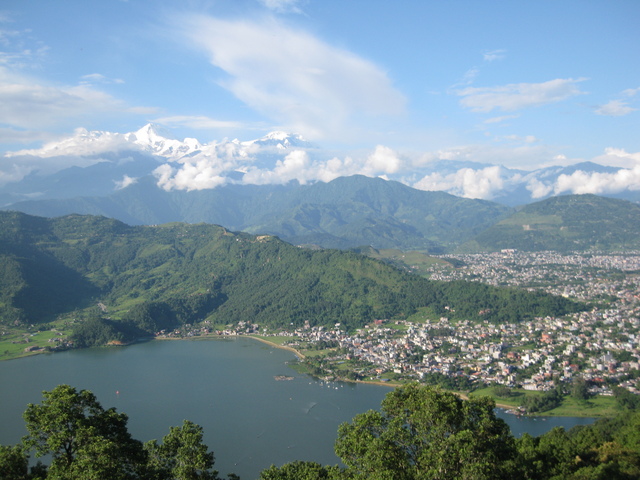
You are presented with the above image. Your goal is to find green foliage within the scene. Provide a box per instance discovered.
[570,377,591,401]
[334,383,517,479]
[0,212,585,345]
[0,444,30,480]
[465,194,640,253]
[521,389,563,414]
[612,386,640,410]
[145,420,218,480]
[259,461,343,480]
[13,385,230,480]
[21,385,147,479]
[4,382,640,480]
[514,411,640,479]
[10,174,513,253]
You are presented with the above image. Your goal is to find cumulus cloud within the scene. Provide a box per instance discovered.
[177,14,405,141]
[154,143,406,191]
[457,78,587,112]
[114,174,137,190]
[154,157,228,191]
[412,166,509,200]
[595,99,636,116]
[553,167,640,195]
[526,148,640,198]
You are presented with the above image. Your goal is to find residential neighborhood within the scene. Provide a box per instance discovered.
[242,251,640,398]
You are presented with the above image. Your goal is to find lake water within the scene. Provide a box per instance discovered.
[0,337,596,479]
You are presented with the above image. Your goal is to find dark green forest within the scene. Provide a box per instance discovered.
[2,384,639,479]
[0,211,584,347]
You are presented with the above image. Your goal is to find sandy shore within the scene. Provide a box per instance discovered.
[244,335,306,359]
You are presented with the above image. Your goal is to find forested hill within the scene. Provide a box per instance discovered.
[0,211,584,345]
[5,174,512,253]
[460,194,640,253]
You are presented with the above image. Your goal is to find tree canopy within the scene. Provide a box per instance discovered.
[4,383,640,479]
[12,385,232,480]
[334,383,517,479]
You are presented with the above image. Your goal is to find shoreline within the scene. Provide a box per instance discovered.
[244,335,307,360]
[0,333,608,417]
[242,335,515,408]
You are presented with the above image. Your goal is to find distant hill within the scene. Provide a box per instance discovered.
[0,212,582,345]
[5,175,512,253]
[460,194,640,253]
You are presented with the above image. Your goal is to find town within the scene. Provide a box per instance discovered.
[208,250,640,407]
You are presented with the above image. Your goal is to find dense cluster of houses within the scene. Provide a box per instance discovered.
[269,252,640,395]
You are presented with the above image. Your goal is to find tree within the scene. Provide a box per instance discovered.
[0,444,30,480]
[259,461,343,480]
[570,377,590,401]
[145,420,220,480]
[334,383,517,480]
[21,384,146,479]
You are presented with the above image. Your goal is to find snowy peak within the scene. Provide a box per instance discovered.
[131,123,176,143]
[126,123,201,160]
[244,131,311,150]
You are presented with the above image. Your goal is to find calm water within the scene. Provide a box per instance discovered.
[0,338,595,479]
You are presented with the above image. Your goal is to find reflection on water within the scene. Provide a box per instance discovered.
[0,338,595,480]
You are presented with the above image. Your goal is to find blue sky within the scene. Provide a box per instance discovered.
[0,0,638,170]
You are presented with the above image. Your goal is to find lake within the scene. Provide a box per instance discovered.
[0,337,596,479]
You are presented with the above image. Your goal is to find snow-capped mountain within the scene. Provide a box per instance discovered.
[125,124,202,160]
[1,124,639,207]
[242,131,311,150]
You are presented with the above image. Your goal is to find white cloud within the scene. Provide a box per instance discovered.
[80,73,125,85]
[592,148,640,168]
[114,174,137,190]
[258,0,304,13]
[483,114,520,124]
[525,148,640,198]
[363,145,401,175]
[6,127,135,158]
[412,165,508,200]
[553,167,640,195]
[153,115,247,131]
[595,99,636,116]
[177,14,405,141]
[457,78,587,112]
[526,178,554,199]
[154,157,228,191]
[483,49,506,62]
[622,87,640,97]
[243,149,313,185]
[0,67,155,131]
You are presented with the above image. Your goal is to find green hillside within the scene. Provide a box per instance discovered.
[6,175,512,253]
[461,194,640,252]
[0,211,584,346]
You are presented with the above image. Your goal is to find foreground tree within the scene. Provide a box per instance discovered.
[0,444,30,480]
[334,383,518,480]
[22,384,147,479]
[17,385,231,480]
[259,460,343,480]
[145,420,221,480]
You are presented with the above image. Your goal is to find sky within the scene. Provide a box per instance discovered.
[0,0,638,177]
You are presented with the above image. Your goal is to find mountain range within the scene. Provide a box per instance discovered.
[0,211,583,340]
[1,125,639,253]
